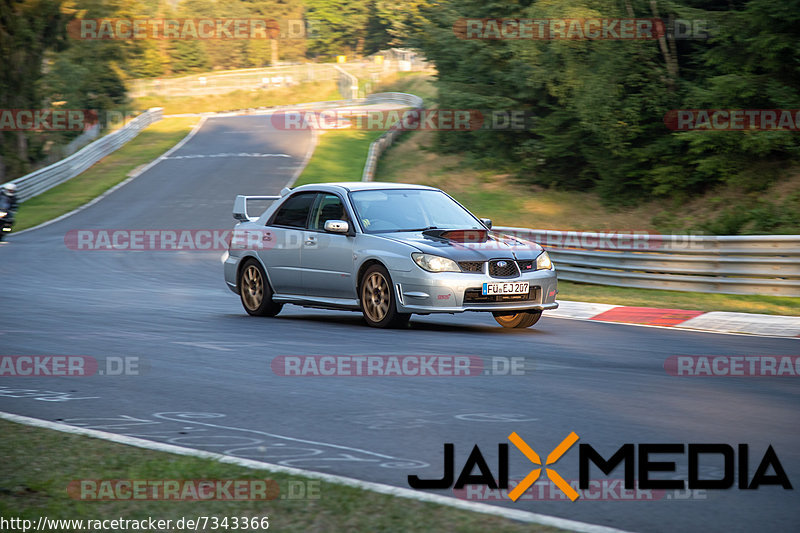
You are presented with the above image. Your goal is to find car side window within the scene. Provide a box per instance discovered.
[310,194,348,231]
[271,193,316,228]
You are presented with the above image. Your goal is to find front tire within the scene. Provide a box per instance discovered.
[493,310,542,328]
[239,259,283,317]
[360,264,410,328]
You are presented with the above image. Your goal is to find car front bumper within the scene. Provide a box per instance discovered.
[390,267,559,314]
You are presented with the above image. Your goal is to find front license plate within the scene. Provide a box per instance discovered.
[482,282,529,296]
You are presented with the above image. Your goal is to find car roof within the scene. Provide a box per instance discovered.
[291,182,439,193]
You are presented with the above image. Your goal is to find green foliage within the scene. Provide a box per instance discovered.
[305,0,432,57]
[168,39,209,74]
[414,0,800,208]
[0,0,71,179]
[372,0,431,51]
[696,193,800,235]
[169,0,307,70]
[1,0,315,180]
[305,0,371,57]
[41,0,129,127]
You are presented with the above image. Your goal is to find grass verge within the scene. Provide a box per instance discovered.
[375,130,662,231]
[0,419,564,533]
[134,82,341,115]
[13,117,199,232]
[294,129,385,187]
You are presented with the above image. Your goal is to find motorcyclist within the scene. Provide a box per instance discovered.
[0,183,17,211]
[0,182,18,239]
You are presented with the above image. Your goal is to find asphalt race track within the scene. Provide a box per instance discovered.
[1,114,798,533]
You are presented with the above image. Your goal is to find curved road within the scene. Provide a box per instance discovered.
[1,114,798,533]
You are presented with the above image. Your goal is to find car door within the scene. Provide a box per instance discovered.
[301,193,357,299]
[260,192,316,295]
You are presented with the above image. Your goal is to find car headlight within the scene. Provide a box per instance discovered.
[536,251,553,270]
[412,252,460,272]
[0,211,6,218]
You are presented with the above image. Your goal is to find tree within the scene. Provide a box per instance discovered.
[413,0,800,204]
[0,0,70,179]
[305,0,371,58]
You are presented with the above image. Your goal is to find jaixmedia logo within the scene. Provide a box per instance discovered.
[408,432,793,501]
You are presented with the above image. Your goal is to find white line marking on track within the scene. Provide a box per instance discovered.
[172,341,233,352]
[0,410,636,533]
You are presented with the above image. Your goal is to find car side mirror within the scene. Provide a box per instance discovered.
[480,218,493,229]
[324,220,349,234]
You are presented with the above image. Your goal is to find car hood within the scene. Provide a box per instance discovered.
[379,229,543,262]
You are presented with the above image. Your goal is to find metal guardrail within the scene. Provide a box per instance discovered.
[361,92,424,181]
[2,108,163,202]
[333,65,360,100]
[495,227,800,297]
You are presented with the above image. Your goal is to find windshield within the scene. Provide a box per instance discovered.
[350,189,483,233]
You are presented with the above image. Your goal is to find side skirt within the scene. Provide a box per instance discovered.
[272,293,361,311]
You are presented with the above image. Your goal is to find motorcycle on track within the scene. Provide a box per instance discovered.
[0,210,13,240]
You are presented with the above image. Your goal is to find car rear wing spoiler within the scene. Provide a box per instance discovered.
[233,195,281,222]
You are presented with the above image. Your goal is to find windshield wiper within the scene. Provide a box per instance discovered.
[398,226,439,232]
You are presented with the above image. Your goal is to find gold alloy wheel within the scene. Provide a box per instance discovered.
[241,264,264,311]
[362,271,391,323]
[492,310,542,328]
[494,313,520,326]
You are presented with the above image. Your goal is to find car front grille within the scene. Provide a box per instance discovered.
[458,261,484,273]
[464,286,541,304]
[488,259,519,278]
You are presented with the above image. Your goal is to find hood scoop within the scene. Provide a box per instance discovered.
[422,228,490,243]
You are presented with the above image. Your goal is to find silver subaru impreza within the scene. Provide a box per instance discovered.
[223,182,558,328]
